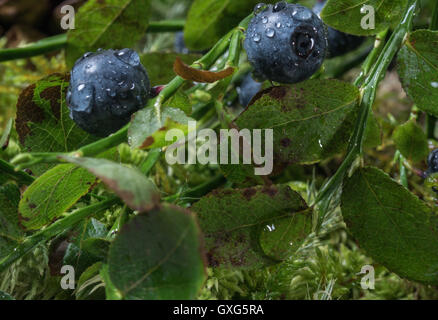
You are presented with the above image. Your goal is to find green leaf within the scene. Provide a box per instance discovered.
[100,264,123,300]
[63,218,108,276]
[397,30,438,117]
[363,111,382,149]
[235,80,360,165]
[18,164,96,231]
[140,53,199,85]
[321,0,408,36]
[341,167,438,284]
[66,0,151,67]
[0,183,23,260]
[108,204,206,299]
[60,157,160,212]
[165,90,192,116]
[0,118,13,149]
[192,185,311,268]
[0,290,14,300]
[185,0,270,50]
[129,107,195,149]
[392,120,428,162]
[15,74,96,175]
[76,262,105,300]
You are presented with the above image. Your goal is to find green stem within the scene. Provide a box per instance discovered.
[431,0,438,30]
[314,0,418,209]
[147,19,186,33]
[0,34,66,63]
[164,174,226,203]
[0,197,119,273]
[0,159,34,185]
[226,30,242,68]
[139,148,161,175]
[11,125,128,170]
[0,20,185,63]
[354,29,389,87]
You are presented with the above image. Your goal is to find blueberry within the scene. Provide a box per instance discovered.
[427,149,438,174]
[313,0,364,58]
[244,2,328,84]
[174,32,189,54]
[67,48,150,137]
[237,73,262,107]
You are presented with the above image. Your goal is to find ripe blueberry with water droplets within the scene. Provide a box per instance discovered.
[244,2,328,84]
[67,48,150,137]
[427,149,438,175]
[313,0,364,58]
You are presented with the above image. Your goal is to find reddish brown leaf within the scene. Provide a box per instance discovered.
[173,57,234,83]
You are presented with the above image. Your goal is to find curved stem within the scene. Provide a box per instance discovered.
[0,20,186,63]
[314,0,418,215]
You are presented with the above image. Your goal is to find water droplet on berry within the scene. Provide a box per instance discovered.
[262,16,268,24]
[253,3,267,15]
[253,34,261,42]
[293,7,312,21]
[266,28,275,38]
[273,1,286,12]
[83,52,92,58]
[77,84,85,91]
[276,22,282,28]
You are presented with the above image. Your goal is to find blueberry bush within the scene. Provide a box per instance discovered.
[1,0,438,300]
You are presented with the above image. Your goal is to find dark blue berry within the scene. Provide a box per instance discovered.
[237,73,262,107]
[313,0,364,58]
[67,48,150,137]
[174,32,189,54]
[244,2,327,84]
[427,148,438,174]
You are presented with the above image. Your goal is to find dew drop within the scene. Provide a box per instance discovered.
[431,82,438,88]
[77,84,85,91]
[83,52,92,58]
[293,7,312,21]
[273,1,286,12]
[276,22,282,28]
[253,3,267,15]
[262,16,268,24]
[253,34,261,42]
[266,28,275,38]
